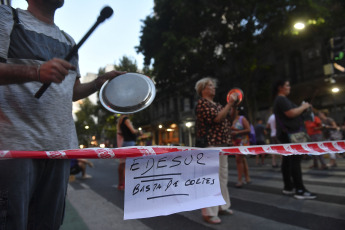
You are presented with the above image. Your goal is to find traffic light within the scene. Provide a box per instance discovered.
[330,36,345,62]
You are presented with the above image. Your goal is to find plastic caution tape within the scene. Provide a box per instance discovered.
[0,141,344,159]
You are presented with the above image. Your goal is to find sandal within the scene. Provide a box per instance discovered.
[203,216,221,224]
[219,209,234,215]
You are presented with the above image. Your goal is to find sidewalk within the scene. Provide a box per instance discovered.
[60,183,151,230]
[60,200,89,230]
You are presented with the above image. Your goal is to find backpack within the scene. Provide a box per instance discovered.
[239,116,256,145]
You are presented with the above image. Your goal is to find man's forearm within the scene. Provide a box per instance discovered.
[72,78,100,101]
[0,63,39,85]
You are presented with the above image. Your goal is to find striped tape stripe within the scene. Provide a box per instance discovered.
[0,141,344,159]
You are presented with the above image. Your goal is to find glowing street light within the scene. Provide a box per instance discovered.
[294,22,305,30]
[185,122,193,146]
[331,87,340,93]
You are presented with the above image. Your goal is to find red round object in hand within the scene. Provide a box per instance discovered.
[226,88,243,105]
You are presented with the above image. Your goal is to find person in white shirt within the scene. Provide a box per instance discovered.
[266,113,280,168]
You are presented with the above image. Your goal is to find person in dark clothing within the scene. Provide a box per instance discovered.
[255,118,267,165]
[116,114,141,190]
[273,79,316,200]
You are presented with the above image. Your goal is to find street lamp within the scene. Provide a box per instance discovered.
[331,87,340,93]
[331,87,340,123]
[294,22,305,30]
[185,122,193,146]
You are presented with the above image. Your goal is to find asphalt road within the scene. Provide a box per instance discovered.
[61,154,345,230]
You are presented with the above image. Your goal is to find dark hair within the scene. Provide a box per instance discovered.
[237,106,247,116]
[272,79,288,97]
[238,106,252,123]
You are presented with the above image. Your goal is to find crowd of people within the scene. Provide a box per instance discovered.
[1,1,344,229]
[194,77,344,224]
[67,79,344,226]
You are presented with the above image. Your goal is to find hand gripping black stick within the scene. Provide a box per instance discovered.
[34,6,114,98]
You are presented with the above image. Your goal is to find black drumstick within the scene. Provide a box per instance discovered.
[35,6,113,98]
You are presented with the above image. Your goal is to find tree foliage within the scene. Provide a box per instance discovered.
[74,98,98,147]
[136,0,345,119]
[93,56,152,146]
[74,55,152,147]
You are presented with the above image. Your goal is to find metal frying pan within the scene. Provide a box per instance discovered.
[226,88,243,105]
[99,73,156,114]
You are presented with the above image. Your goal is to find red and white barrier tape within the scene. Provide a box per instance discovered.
[0,141,344,159]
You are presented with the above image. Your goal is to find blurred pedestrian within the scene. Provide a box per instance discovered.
[254,117,267,165]
[117,115,124,148]
[304,112,328,169]
[116,114,125,190]
[116,114,141,190]
[231,106,251,187]
[266,113,281,168]
[319,110,341,167]
[70,159,94,179]
[340,118,345,140]
[195,77,237,224]
[273,79,316,199]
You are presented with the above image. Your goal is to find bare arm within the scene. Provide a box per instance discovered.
[334,63,345,72]
[284,102,310,118]
[324,119,339,130]
[213,93,238,123]
[72,70,126,101]
[241,117,251,134]
[0,58,75,85]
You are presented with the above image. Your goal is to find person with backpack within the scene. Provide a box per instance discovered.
[231,106,251,188]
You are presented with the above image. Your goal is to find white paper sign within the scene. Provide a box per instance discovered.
[124,149,225,220]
